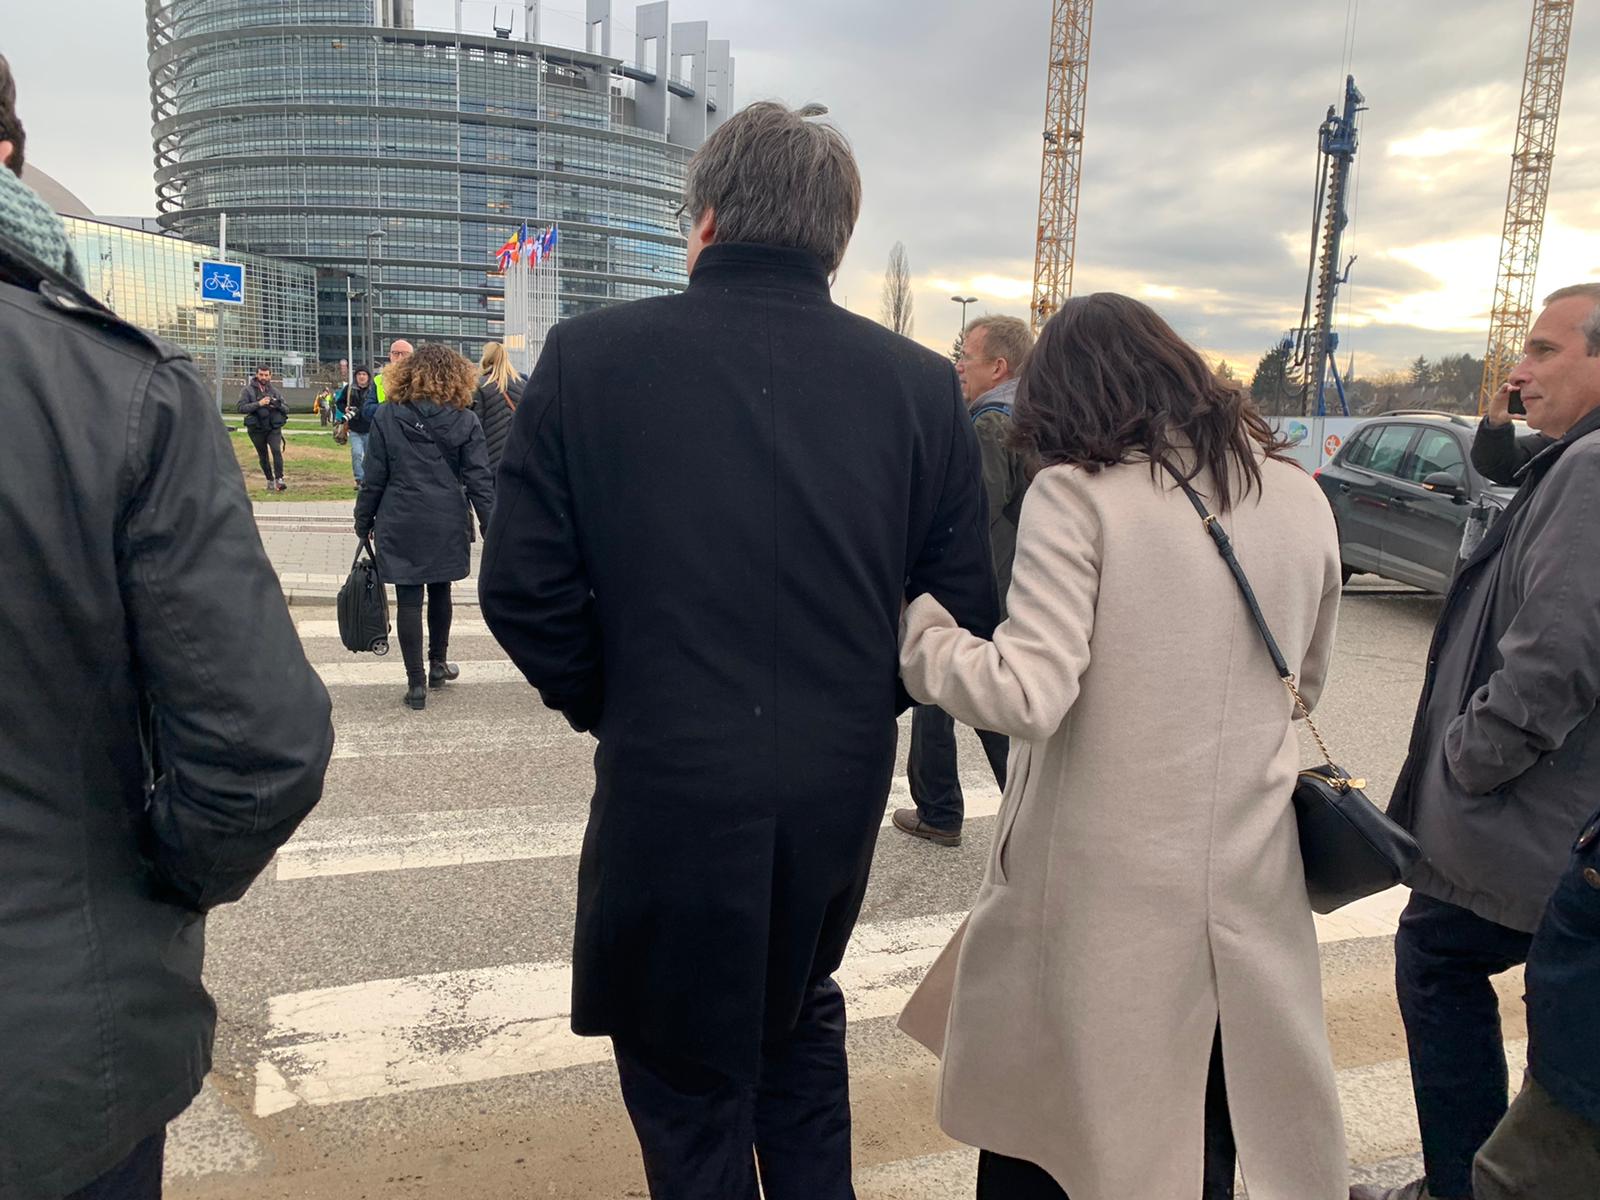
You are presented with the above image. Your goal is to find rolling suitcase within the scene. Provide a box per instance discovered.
[337,536,390,655]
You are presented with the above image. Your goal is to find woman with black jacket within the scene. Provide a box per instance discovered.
[471,341,524,476]
[354,344,494,710]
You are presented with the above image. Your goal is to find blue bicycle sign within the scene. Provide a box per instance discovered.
[200,260,245,305]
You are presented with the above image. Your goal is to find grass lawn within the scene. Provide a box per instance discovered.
[231,429,358,501]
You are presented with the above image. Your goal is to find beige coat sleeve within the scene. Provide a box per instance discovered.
[1294,575,1343,716]
[899,467,1101,742]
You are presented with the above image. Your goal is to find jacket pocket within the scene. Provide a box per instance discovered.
[989,742,1033,886]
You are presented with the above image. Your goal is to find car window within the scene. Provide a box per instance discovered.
[1341,425,1379,468]
[1404,429,1466,484]
[1362,424,1417,478]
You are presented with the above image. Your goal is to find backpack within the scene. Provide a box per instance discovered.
[337,537,391,655]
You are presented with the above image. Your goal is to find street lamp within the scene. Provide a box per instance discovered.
[951,295,978,348]
[364,230,384,370]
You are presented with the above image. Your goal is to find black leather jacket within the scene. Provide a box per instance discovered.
[0,244,333,1199]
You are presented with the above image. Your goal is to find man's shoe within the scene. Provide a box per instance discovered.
[276,477,288,492]
[891,808,961,847]
[1350,1180,1457,1200]
[428,660,460,688]
[404,684,427,710]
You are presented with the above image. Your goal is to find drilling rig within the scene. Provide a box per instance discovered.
[1478,0,1575,411]
[1030,0,1094,332]
[1286,76,1365,417]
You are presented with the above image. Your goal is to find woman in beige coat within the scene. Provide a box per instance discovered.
[898,293,1348,1199]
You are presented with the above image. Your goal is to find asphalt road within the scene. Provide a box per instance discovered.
[161,579,1529,1199]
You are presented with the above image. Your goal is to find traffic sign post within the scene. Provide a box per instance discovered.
[202,213,244,416]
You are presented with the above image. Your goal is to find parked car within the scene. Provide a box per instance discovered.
[1314,411,1517,593]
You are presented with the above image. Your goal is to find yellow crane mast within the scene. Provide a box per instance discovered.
[1479,0,1575,411]
[1030,0,1094,332]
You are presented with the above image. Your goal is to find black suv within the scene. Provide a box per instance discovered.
[1314,412,1516,593]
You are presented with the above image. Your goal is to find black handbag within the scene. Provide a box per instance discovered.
[337,535,391,656]
[1168,467,1421,913]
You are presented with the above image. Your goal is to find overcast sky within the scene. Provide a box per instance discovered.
[7,0,1600,374]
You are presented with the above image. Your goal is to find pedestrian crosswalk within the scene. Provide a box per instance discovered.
[166,610,1473,1195]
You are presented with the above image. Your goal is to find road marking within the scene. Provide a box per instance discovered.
[274,776,1004,880]
[299,618,493,639]
[252,884,1413,1118]
[327,716,562,761]
[315,660,525,687]
[253,910,966,1117]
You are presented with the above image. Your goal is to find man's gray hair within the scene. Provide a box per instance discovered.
[966,314,1035,374]
[1544,283,1600,355]
[683,101,861,274]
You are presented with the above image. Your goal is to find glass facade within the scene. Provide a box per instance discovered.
[64,216,320,387]
[147,0,706,366]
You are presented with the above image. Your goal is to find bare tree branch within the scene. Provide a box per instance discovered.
[880,242,914,337]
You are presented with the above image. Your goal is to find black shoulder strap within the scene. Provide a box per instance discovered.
[1160,462,1291,681]
[970,400,1013,423]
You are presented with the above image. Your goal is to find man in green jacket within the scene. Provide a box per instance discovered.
[893,314,1033,846]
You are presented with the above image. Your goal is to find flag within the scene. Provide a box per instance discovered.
[546,225,559,253]
[516,221,529,250]
[491,231,518,273]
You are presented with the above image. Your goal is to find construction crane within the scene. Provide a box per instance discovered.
[1285,76,1365,417]
[1030,0,1093,332]
[1478,0,1575,412]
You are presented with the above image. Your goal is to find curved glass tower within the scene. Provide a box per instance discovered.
[146,0,732,364]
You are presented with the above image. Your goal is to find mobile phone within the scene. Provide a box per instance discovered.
[1508,387,1527,416]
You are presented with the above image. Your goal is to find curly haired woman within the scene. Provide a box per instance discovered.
[354,342,494,709]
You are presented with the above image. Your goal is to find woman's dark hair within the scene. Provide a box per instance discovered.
[0,53,25,176]
[1011,292,1291,511]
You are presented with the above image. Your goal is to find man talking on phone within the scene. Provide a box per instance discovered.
[1472,381,1555,487]
[1357,283,1600,1200]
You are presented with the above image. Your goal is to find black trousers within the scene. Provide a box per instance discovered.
[247,427,284,481]
[613,977,854,1200]
[907,704,1008,831]
[1396,892,1533,1199]
[66,1130,165,1200]
[395,581,453,686]
[975,1027,1236,1199]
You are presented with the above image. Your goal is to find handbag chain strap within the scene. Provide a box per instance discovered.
[1160,463,1362,792]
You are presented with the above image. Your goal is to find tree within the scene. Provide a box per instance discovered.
[1249,343,1293,413]
[950,330,964,365]
[1409,355,1434,389]
[880,242,914,337]
[1215,359,1238,383]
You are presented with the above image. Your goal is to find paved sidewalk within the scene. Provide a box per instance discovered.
[255,501,483,605]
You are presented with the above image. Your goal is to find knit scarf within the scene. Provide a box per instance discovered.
[0,166,82,284]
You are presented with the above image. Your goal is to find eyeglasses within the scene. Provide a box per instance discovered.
[956,351,993,365]
[674,203,697,240]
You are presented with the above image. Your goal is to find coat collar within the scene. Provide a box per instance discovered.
[687,243,831,298]
[1513,403,1600,483]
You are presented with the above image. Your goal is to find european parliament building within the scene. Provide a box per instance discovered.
[146,0,735,365]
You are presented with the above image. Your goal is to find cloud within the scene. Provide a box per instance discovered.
[11,0,1600,376]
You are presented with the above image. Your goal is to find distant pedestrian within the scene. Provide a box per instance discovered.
[0,53,333,1199]
[373,337,414,406]
[1472,804,1600,1199]
[471,341,524,476]
[354,342,493,710]
[316,387,332,426]
[238,365,289,492]
[1356,284,1600,1200]
[897,293,1348,1199]
[335,366,378,484]
[480,100,996,1200]
[894,314,1032,848]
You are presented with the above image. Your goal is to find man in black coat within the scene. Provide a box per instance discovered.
[1358,284,1600,1200]
[1473,805,1600,1198]
[238,364,289,491]
[479,101,997,1200]
[0,229,332,1192]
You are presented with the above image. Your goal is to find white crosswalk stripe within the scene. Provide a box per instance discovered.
[253,910,966,1117]
[273,775,1003,879]
[316,659,526,686]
